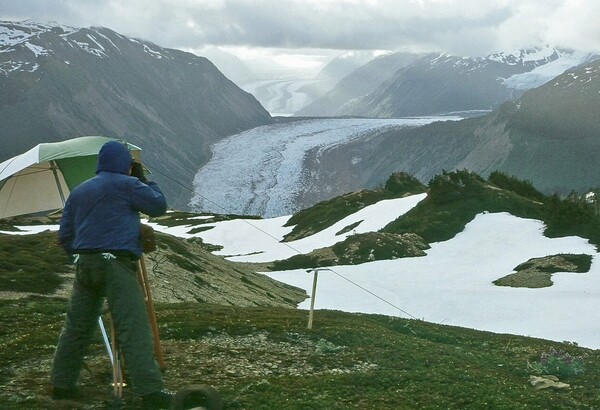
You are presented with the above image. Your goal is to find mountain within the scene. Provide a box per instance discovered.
[336,56,600,194]
[296,51,423,116]
[0,21,272,210]
[197,46,258,85]
[315,50,381,84]
[240,51,382,116]
[325,47,596,117]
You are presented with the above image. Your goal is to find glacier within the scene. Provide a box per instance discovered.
[190,117,460,217]
[503,50,596,90]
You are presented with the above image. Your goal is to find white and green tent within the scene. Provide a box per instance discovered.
[0,136,141,219]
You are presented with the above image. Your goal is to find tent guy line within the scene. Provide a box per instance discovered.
[146,161,421,320]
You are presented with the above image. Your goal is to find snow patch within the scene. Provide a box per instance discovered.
[189,205,600,349]
[86,34,105,52]
[0,60,40,75]
[143,44,166,59]
[503,51,595,89]
[24,41,50,57]
[95,31,121,52]
[73,40,107,58]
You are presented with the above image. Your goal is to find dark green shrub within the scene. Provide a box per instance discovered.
[384,172,426,195]
[544,191,600,246]
[427,169,486,204]
[488,171,546,202]
[385,170,545,242]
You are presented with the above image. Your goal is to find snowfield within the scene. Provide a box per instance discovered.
[197,194,427,263]
[184,194,600,350]
[190,117,460,218]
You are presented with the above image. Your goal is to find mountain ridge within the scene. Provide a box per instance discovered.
[300,47,596,118]
[308,56,600,199]
[0,20,273,210]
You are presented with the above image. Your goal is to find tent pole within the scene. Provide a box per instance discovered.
[50,160,67,205]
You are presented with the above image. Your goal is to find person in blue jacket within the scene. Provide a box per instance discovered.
[50,140,173,409]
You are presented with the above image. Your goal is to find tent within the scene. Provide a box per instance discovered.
[0,136,141,219]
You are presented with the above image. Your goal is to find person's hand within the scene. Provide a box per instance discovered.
[131,162,148,183]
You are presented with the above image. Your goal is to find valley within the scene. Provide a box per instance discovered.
[241,77,326,116]
[190,116,461,217]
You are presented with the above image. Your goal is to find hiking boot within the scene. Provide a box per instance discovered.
[141,389,175,409]
[51,386,79,400]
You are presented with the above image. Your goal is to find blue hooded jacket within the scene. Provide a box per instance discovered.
[59,141,167,257]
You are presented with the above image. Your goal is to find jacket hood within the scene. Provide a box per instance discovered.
[96,141,133,175]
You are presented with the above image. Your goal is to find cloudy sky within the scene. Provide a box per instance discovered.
[1,0,599,74]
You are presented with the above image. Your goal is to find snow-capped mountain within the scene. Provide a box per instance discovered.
[493,48,596,89]
[307,47,596,117]
[296,51,423,117]
[0,20,272,209]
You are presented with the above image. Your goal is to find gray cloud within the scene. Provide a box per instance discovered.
[1,0,599,56]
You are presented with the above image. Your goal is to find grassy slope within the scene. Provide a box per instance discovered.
[283,172,426,242]
[0,231,71,294]
[0,299,599,409]
[2,171,600,408]
[0,224,306,306]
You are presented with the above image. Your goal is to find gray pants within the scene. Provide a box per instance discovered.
[51,253,164,395]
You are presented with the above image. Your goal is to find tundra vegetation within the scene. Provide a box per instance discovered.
[1,170,600,409]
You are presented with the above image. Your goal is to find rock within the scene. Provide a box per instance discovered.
[529,375,570,390]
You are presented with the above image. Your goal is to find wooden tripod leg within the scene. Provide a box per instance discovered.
[137,255,165,370]
[110,322,124,399]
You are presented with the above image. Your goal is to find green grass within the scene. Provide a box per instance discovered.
[0,300,598,409]
[0,231,71,293]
